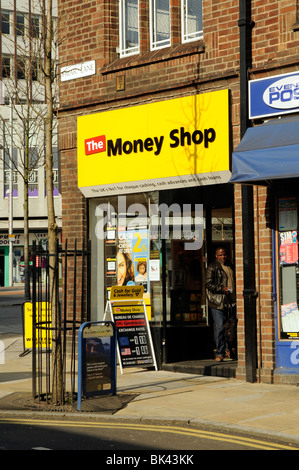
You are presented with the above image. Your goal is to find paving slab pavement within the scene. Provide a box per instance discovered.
[1,335,299,448]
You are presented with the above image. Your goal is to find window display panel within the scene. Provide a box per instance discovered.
[90,193,163,325]
[278,197,299,339]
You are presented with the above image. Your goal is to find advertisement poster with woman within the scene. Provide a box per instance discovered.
[117,228,149,293]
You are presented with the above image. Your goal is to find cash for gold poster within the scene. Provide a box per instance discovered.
[112,303,154,368]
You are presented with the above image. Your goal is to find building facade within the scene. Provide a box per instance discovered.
[58,0,299,384]
[0,0,61,286]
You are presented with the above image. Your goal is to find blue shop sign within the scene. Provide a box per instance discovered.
[249,72,299,119]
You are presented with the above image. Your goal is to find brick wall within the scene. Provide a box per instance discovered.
[57,0,241,245]
[234,183,276,383]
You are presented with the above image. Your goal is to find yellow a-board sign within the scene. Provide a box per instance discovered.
[110,285,144,300]
[109,286,151,319]
[24,302,52,349]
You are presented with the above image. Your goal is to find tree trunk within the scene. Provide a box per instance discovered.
[44,0,62,404]
[24,110,30,301]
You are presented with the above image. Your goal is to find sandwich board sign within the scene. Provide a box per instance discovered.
[23,301,52,350]
[77,321,117,411]
[104,286,157,373]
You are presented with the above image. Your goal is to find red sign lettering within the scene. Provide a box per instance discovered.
[85,135,106,155]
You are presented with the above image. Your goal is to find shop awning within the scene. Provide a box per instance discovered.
[230,117,299,183]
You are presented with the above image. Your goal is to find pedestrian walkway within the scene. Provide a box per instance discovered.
[1,335,299,448]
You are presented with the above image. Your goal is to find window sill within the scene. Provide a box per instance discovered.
[101,40,205,75]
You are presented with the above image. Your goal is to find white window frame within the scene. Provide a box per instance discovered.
[119,0,140,57]
[181,0,203,43]
[150,0,171,50]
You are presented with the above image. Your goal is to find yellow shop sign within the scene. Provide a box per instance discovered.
[77,90,230,197]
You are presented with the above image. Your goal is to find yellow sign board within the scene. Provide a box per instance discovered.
[24,302,52,349]
[110,285,144,300]
[77,90,230,197]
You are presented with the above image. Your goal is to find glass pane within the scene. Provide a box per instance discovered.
[2,57,10,78]
[16,58,26,80]
[152,0,170,49]
[16,14,24,36]
[124,0,139,51]
[4,148,18,198]
[183,0,203,41]
[2,12,10,35]
[31,15,39,38]
[278,197,299,339]
[28,169,38,197]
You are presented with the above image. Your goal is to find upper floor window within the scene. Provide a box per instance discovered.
[16,13,25,36]
[2,56,10,78]
[1,10,10,34]
[182,0,203,43]
[119,0,139,57]
[16,57,26,80]
[150,0,171,50]
[3,147,18,198]
[30,14,40,38]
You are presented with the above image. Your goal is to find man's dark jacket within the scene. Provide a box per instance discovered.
[205,260,234,310]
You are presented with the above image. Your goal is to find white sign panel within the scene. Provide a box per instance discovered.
[61,60,96,82]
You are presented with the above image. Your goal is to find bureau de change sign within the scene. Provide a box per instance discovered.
[105,286,157,373]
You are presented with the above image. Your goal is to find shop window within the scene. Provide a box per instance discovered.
[181,0,203,43]
[90,188,234,331]
[119,0,140,57]
[277,197,299,339]
[150,0,171,50]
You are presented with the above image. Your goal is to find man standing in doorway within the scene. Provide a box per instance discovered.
[205,247,236,362]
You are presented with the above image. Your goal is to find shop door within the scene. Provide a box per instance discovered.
[161,185,234,362]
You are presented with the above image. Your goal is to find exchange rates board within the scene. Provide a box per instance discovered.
[112,303,155,368]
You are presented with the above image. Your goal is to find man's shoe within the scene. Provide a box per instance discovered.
[215,356,223,362]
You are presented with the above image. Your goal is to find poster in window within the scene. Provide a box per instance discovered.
[281,302,299,334]
[116,228,149,292]
[279,231,298,265]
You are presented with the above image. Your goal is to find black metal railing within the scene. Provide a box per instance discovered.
[31,239,91,405]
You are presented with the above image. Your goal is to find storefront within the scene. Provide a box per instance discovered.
[231,71,299,378]
[77,90,234,365]
[0,231,58,285]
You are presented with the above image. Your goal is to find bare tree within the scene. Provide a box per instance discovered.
[1,1,59,303]
[1,0,62,403]
[44,0,63,404]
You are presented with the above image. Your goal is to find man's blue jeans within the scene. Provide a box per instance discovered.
[211,307,228,358]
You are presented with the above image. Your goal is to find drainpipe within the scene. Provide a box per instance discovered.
[238,0,258,383]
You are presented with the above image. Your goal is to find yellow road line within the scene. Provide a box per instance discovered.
[0,417,297,450]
